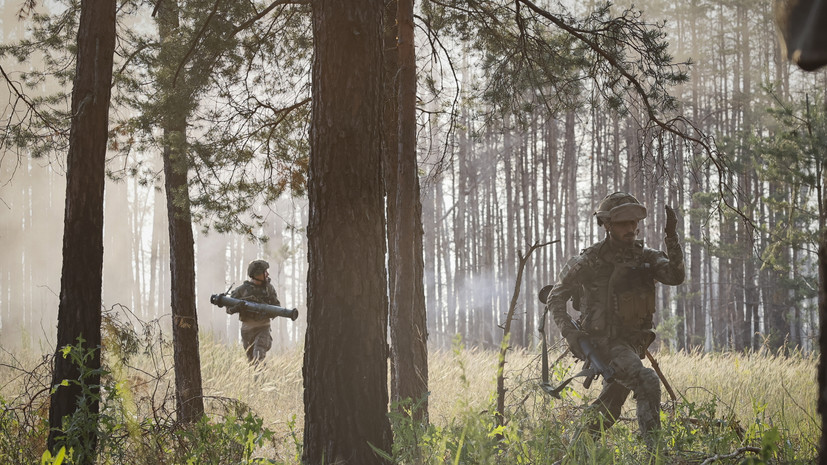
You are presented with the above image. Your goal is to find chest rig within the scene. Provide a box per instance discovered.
[578,239,656,337]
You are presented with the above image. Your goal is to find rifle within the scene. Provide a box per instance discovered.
[569,317,615,388]
[210,293,299,321]
[538,284,615,398]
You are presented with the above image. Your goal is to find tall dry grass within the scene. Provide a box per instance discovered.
[197,337,818,456]
[0,333,818,463]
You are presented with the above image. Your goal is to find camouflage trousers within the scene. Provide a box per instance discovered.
[241,322,272,364]
[581,339,661,441]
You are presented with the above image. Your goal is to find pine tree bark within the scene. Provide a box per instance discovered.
[389,0,429,420]
[156,0,205,424]
[48,1,116,460]
[303,3,393,463]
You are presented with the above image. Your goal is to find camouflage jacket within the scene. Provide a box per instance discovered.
[548,235,684,346]
[230,280,280,325]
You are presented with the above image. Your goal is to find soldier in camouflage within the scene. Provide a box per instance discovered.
[547,192,685,447]
[229,259,281,364]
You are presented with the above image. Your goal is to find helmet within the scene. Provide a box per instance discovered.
[594,192,647,226]
[247,259,270,278]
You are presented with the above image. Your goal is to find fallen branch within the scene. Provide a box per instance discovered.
[699,446,761,465]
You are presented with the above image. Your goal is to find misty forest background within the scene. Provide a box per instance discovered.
[0,0,824,463]
[1,0,823,357]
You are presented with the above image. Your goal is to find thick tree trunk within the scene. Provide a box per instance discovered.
[47,1,116,461]
[303,3,393,463]
[389,0,429,420]
[156,0,205,424]
[162,132,205,423]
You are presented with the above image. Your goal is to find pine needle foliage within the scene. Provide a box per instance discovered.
[421,0,689,126]
[0,0,313,238]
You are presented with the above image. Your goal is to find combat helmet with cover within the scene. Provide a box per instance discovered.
[594,192,647,226]
[247,259,270,278]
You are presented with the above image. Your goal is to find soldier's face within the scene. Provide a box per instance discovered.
[253,270,269,282]
[607,220,639,245]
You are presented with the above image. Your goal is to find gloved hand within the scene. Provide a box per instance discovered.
[665,205,678,237]
[564,329,589,360]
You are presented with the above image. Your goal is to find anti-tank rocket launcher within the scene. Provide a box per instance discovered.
[210,293,299,321]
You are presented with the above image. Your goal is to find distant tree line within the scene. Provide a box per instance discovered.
[0,0,823,460]
[1,0,823,356]
[417,0,825,354]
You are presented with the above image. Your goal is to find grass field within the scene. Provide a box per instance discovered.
[0,332,819,464]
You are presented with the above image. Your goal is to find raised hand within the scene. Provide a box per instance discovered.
[665,205,678,237]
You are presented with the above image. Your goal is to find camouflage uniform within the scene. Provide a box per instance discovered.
[548,233,684,440]
[231,278,280,363]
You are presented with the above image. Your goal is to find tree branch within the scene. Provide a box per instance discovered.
[495,240,558,438]
[0,63,64,136]
[231,0,310,36]
[512,0,751,227]
[173,0,222,88]
[699,446,761,465]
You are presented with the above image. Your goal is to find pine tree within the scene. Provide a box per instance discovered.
[48,1,116,461]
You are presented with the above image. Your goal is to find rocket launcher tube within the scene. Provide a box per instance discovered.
[210,293,299,321]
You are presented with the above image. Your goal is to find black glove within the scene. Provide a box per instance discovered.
[665,205,678,237]
[564,329,589,360]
